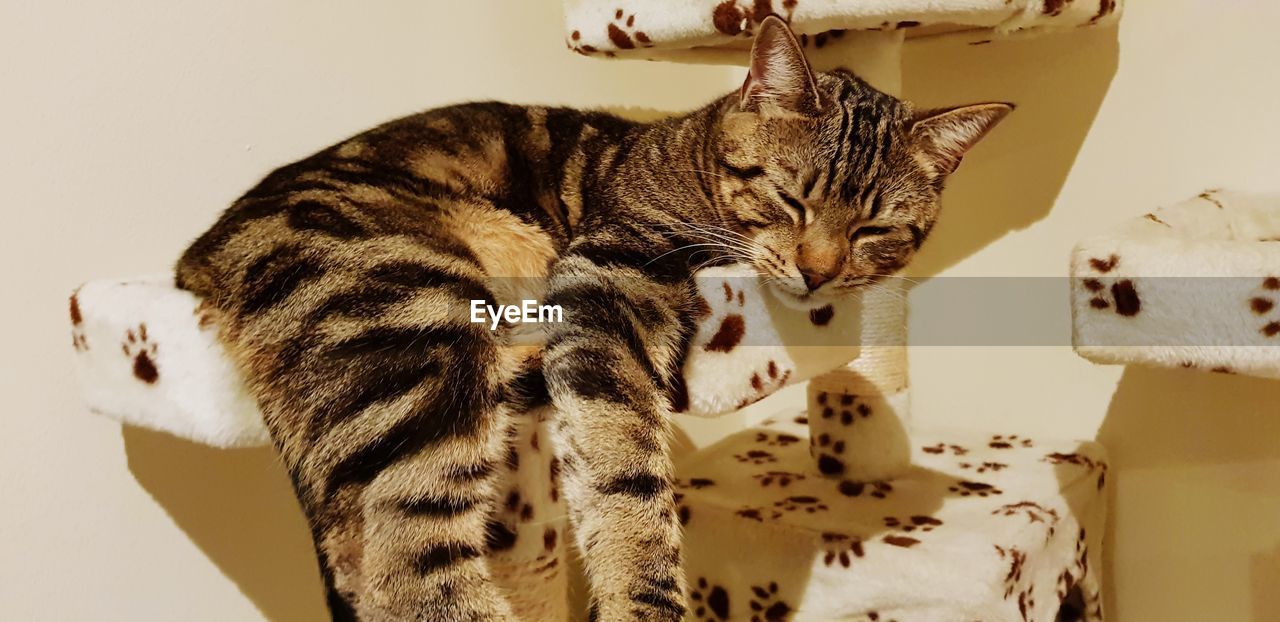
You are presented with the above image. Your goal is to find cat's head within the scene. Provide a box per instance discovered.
[713,15,1011,304]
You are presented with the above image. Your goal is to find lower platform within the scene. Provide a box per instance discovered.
[676,414,1107,622]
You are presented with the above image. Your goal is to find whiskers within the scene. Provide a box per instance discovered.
[830,273,914,302]
[641,221,762,270]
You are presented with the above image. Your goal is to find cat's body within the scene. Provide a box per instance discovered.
[176,17,1009,621]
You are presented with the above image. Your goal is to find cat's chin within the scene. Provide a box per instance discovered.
[765,283,833,311]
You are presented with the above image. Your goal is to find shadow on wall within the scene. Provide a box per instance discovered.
[1097,367,1280,621]
[1253,541,1280,622]
[123,426,328,621]
[902,26,1120,277]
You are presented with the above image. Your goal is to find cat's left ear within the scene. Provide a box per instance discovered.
[740,15,822,115]
[909,103,1015,175]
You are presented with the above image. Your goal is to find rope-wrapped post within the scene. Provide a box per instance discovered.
[807,279,911,483]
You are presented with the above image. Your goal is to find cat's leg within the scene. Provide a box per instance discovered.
[237,257,522,621]
[543,249,695,622]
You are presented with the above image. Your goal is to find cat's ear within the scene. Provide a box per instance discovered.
[740,15,822,115]
[909,103,1014,175]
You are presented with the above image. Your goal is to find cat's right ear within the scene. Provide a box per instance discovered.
[740,15,822,116]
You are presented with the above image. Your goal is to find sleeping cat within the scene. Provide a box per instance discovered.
[176,15,1009,622]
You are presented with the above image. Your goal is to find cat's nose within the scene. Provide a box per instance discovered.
[800,269,835,291]
[796,242,843,291]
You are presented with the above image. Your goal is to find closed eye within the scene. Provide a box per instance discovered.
[776,190,806,223]
[850,225,893,242]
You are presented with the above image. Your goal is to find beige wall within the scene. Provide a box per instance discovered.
[2,0,1276,620]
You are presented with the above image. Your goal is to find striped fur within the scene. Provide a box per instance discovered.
[175,16,1008,622]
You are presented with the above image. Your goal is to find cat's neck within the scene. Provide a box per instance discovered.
[576,97,734,229]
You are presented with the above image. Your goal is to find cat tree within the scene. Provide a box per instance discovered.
[70,1,1121,620]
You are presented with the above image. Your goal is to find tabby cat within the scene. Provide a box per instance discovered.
[176,15,1010,622]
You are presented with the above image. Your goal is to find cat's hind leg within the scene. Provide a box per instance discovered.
[236,253,523,621]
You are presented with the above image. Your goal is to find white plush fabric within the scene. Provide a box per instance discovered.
[68,266,861,448]
[677,412,1108,622]
[563,0,1121,66]
[1071,190,1280,379]
[69,276,271,447]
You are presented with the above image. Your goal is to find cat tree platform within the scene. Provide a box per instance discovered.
[678,413,1106,622]
[1071,190,1280,379]
[68,266,863,448]
[564,0,1121,67]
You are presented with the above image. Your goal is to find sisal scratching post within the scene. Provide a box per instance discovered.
[807,278,911,483]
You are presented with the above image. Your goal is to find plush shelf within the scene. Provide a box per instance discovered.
[68,267,862,448]
[1071,190,1280,379]
[677,412,1107,622]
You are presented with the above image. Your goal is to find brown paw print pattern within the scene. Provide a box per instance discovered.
[755,431,802,447]
[712,0,798,37]
[567,7,653,56]
[1089,0,1119,25]
[739,359,794,410]
[988,434,1034,450]
[958,461,1008,474]
[948,480,1003,498]
[809,391,875,477]
[881,534,921,549]
[1043,451,1108,490]
[1060,528,1103,620]
[922,442,970,456]
[1252,277,1280,337]
[1015,585,1037,622]
[1081,254,1141,317]
[121,324,159,384]
[735,506,771,522]
[992,502,1060,538]
[747,581,793,621]
[819,532,865,568]
[705,282,746,353]
[734,449,778,465]
[773,495,829,514]
[69,291,88,352]
[995,544,1028,599]
[690,577,731,621]
[752,470,808,488]
[815,391,872,426]
[836,479,894,499]
[606,8,653,51]
[811,432,849,476]
[675,492,692,526]
[882,514,943,534]
[1055,529,1093,619]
